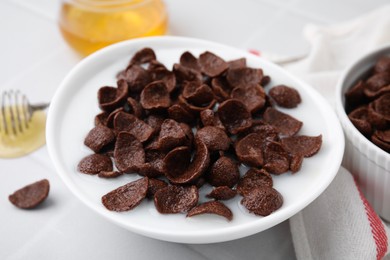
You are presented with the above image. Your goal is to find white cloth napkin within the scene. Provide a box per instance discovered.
[290,167,389,260]
[281,5,390,260]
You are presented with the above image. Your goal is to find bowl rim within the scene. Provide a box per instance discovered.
[47,35,345,243]
[335,44,390,170]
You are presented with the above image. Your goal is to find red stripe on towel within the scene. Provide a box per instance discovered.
[248,49,261,56]
[354,178,388,259]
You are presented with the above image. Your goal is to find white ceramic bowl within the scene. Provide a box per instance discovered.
[47,36,344,243]
[335,45,390,221]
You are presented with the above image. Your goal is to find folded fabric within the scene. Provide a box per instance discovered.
[284,4,390,108]
[282,5,390,260]
[290,167,389,259]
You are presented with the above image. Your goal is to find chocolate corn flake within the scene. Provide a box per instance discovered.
[373,93,390,121]
[148,59,167,71]
[114,132,145,172]
[195,126,231,151]
[269,85,301,108]
[140,81,171,110]
[375,129,390,143]
[122,64,152,93]
[261,75,271,86]
[154,185,198,214]
[147,178,168,199]
[365,72,390,95]
[199,51,228,77]
[98,79,128,112]
[200,109,225,130]
[163,146,191,178]
[139,150,165,178]
[211,77,231,102]
[130,47,156,65]
[187,201,233,221]
[9,179,50,209]
[106,107,124,128]
[138,154,164,178]
[182,82,214,106]
[241,187,283,216]
[113,112,154,143]
[235,133,265,167]
[157,119,187,151]
[240,122,279,142]
[218,99,252,134]
[125,97,143,118]
[367,102,389,130]
[348,106,373,136]
[290,154,304,173]
[84,125,115,153]
[180,51,201,71]
[372,133,390,152]
[194,177,206,189]
[173,63,202,84]
[231,84,266,113]
[178,94,217,113]
[364,72,390,99]
[139,163,164,178]
[375,56,390,73]
[99,143,115,157]
[102,177,149,212]
[168,104,195,124]
[151,68,177,93]
[95,112,109,126]
[281,135,322,158]
[144,114,165,135]
[366,84,390,99]
[179,123,194,148]
[164,138,210,184]
[228,58,246,69]
[236,168,273,196]
[263,141,290,175]
[199,109,216,126]
[98,171,123,179]
[263,107,302,137]
[345,81,366,110]
[207,156,240,188]
[78,154,113,175]
[207,186,237,200]
[226,67,263,89]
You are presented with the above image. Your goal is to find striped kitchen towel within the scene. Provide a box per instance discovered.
[283,5,390,260]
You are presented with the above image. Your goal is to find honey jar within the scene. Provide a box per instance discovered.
[59,0,168,56]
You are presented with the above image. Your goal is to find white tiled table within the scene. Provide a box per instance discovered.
[1,0,388,259]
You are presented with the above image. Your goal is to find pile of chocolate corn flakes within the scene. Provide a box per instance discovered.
[77,48,322,221]
[345,56,390,153]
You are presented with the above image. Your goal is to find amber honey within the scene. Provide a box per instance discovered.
[59,0,168,56]
[0,109,46,158]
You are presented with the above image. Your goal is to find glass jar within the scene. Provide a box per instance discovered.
[59,0,168,56]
